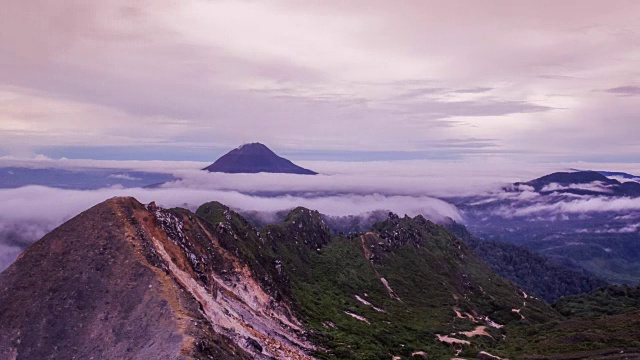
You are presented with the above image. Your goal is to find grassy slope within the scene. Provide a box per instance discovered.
[195,202,640,359]
[497,311,640,359]
[554,285,640,318]
[262,212,555,359]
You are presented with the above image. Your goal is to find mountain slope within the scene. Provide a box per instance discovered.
[3,197,638,359]
[0,197,312,360]
[445,220,608,302]
[203,143,317,175]
[554,284,640,318]
[198,206,557,358]
[499,285,640,359]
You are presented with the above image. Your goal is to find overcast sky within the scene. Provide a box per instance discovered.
[1,0,640,163]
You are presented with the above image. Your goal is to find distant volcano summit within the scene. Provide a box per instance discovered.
[203,143,317,175]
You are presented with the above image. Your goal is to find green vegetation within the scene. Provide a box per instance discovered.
[554,285,640,318]
[497,311,640,359]
[195,203,640,359]
[493,285,640,358]
[446,221,607,303]
[196,201,293,302]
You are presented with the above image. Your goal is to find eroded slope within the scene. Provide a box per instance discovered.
[0,197,313,360]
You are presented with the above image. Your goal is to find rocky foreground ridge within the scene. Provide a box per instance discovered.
[0,198,311,359]
[1,197,639,359]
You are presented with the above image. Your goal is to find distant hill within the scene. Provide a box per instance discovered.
[573,169,640,182]
[526,171,618,188]
[453,169,640,286]
[515,170,640,197]
[444,220,608,303]
[203,143,317,175]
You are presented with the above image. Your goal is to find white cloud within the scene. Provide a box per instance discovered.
[108,173,142,181]
[540,181,614,194]
[498,196,640,218]
[0,155,566,196]
[576,223,639,234]
[0,183,462,271]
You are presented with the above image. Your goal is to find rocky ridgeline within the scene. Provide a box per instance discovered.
[2,197,636,359]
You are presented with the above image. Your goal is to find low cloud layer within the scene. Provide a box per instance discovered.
[498,196,640,218]
[0,184,461,271]
[4,157,640,271]
[6,151,640,195]
[460,172,640,233]
[540,181,614,194]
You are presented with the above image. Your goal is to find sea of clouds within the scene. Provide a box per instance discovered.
[0,157,486,270]
[2,156,640,270]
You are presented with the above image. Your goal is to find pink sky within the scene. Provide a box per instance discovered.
[1,0,639,162]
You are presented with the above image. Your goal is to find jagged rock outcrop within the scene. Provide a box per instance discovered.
[282,207,331,250]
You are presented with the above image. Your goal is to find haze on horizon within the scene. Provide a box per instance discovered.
[1,0,639,164]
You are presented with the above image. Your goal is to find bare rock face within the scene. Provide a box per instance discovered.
[0,197,314,360]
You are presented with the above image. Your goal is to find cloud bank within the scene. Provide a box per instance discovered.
[0,184,461,271]
[498,196,640,218]
[4,156,640,271]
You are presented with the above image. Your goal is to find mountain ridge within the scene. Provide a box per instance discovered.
[2,197,639,359]
[0,197,311,359]
[515,170,640,197]
[0,197,253,359]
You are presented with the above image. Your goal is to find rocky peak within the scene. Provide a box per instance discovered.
[283,207,331,250]
[0,197,314,360]
[371,212,443,249]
